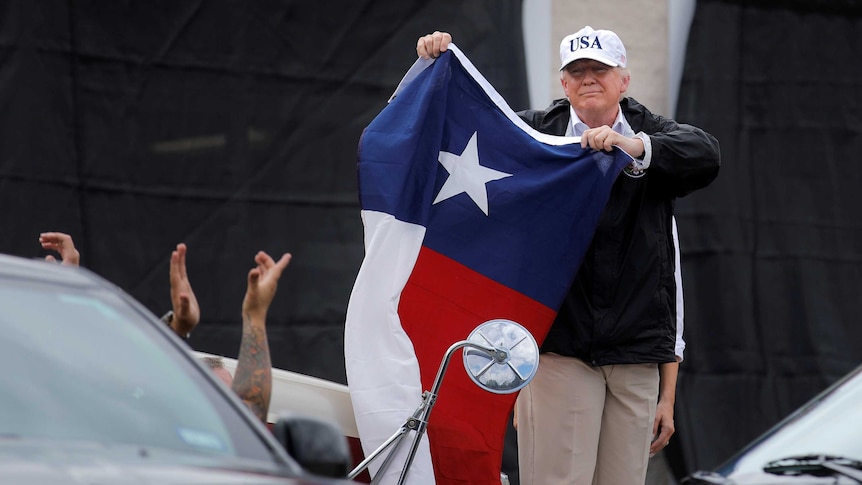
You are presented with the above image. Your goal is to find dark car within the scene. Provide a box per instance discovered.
[0,253,355,484]
[685,363,862,484]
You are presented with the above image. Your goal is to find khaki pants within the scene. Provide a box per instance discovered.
[515,354,659,485]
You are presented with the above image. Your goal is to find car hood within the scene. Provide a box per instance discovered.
[688,470,839,484]
[0,440,350,485]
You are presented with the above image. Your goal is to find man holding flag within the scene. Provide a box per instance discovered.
[346,34,633,483]
[345,23,717,484]
[417,27,720,485]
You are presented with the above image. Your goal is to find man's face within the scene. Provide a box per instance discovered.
[560,59,629,121]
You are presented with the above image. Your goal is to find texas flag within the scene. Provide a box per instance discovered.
[344,45,631,484]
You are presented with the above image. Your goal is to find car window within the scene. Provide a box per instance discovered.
[0,277,283,469]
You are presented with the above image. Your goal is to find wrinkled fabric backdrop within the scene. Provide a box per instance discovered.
[1,0,861,479]
[671,0,862,476]
[0,0,527,385]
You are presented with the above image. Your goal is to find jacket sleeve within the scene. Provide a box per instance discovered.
[627,98,721,198]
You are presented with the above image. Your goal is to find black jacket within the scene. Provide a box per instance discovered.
[519,97,720,366]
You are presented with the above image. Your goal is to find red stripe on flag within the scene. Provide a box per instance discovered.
[398,247,557,484]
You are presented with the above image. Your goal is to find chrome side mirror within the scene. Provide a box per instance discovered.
[349,318,539,485]
[463,319,539,394]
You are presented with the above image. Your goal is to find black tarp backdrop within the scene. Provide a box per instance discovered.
[0,1,527,385]
[672,0,862,476]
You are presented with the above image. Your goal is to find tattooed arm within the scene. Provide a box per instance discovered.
[232,250,292,423]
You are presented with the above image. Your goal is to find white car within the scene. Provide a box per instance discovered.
[685,363,862,484]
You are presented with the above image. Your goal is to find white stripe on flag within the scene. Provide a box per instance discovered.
[345,210,435,485]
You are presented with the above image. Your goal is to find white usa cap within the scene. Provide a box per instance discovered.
[559,26,627,70]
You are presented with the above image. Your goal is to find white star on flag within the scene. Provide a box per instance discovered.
[433,132,512,215]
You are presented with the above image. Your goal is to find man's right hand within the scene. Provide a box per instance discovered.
[417,31,452,59]
[242,251,291,323]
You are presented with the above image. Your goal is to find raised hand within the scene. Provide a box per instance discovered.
[233,250,291,423]
[168,243,201,337]
[39,232,81,266]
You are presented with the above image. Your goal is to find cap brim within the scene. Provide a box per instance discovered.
[559,51,619,70]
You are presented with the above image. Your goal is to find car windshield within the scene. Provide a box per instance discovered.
[0,273,285,471]
[719,366,862,477]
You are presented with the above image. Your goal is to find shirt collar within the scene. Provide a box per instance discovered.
[566,103,634,137]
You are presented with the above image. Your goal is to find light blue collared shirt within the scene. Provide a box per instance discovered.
[566,102,652,171]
